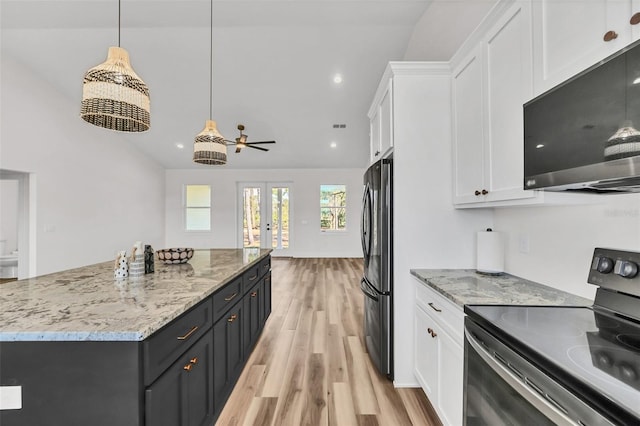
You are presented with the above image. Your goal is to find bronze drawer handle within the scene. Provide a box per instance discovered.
[631,12,640,25]
[177,325,199,341]
[475,190,481,196]
[183,363,193,372]
[251,292,258,297]
[428,303,442,313]
[227,314,238,323]
[603,30,618,41]
[481,189,488,195]
[190,357,198,365]
[224,292,238,302]
[248,274,258,281]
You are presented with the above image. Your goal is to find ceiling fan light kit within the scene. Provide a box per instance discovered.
[193,120,227,165]
[80,0,150,132]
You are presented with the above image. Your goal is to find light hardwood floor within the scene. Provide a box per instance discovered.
[216,258,442,426]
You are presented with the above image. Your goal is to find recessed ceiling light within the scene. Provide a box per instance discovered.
[175,143,185,149]
[330,141,337,148]
[333,74,343,84]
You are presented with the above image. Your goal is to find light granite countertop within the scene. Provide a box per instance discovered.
[410,269,592,308]
[0,248,271,342]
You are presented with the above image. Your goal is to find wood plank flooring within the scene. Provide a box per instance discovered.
[216,258,442,426]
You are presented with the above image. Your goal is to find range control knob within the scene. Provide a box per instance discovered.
[593,256,615,274]
[614,260,639,278]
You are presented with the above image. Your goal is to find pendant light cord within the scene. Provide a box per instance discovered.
[209,0,213,120]
[118,0,121,47]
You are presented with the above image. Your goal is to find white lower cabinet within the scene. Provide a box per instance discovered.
[414,281,464,426]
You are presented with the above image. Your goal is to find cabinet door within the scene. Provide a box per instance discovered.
[414,305,438,402]
[145,359,187,426]
[532,0,632,95]
[437,327,463,426]
[370,106,382,163]
[379,79,393,157]
[262,272,272,324]
[213,302,244,410]
[484,1,537,202]
[186,332,214,426]
[243,280,262,354]
[452,44,485,204]
[146,332,214,426]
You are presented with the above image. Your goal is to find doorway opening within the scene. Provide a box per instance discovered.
[0,169,34,280]
[237,182,292,256]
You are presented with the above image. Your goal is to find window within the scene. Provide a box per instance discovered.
[185,185,211,231]
[320,184,346,231]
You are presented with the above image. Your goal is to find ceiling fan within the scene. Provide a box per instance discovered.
[226,124,276,153]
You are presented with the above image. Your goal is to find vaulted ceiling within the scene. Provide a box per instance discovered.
[1,0,495,169]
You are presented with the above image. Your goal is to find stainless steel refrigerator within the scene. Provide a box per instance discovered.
[360,156,393,379]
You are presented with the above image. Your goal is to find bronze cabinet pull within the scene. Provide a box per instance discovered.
[227,314,238,323]
[183,364,193,372]
[631,12,640,25]
[190,357,198,365]
[428,302,442,312]
[481,189,488,195]
[224,292,238,302]
[603,30,618,41]
[251,292,258,297]
[475,190,481,196]
[177,325,199,341]
[249,274,258,281]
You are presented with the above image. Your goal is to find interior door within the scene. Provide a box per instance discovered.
[238,182,291,256]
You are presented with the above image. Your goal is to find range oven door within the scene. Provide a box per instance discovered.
[464,318,615,426]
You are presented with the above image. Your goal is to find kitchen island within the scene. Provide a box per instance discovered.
[0,248,272,426]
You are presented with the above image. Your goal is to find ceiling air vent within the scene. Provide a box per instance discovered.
[332,124,346,129]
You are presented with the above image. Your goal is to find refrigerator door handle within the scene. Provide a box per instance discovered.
[361,183,372,258]
[360,278,379,301]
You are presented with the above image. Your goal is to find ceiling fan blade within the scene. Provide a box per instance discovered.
[247,145,269,152]
[246,141,276,145]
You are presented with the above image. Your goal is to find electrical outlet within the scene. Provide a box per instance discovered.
[519,234,530,254]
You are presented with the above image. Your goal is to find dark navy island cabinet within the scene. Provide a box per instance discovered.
[0,254,272,426]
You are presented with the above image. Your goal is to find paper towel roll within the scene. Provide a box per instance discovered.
[477,229,504,275]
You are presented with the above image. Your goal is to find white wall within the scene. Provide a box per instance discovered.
[0,56,166,276]
[165,168,364,257]
[495,194,640,300]
[0,180,19,254]
[390,65,492,386]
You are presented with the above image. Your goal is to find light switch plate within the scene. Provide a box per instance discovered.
[0,386,22,410]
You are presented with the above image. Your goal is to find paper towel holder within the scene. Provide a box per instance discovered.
[476,228,505,276]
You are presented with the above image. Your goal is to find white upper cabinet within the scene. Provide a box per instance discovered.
[452,1,540,206]
[532,0,640,96]
[452,46,485,203]
[368,78,393,163]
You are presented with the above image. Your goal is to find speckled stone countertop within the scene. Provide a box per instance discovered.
[411,269,592,308]
[0,248,271,342]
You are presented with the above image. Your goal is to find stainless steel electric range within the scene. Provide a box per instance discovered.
[464,248,640,425]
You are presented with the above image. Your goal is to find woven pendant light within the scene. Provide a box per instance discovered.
[80,0,150,132]
[194,120,227,164]
[193,0,227,165]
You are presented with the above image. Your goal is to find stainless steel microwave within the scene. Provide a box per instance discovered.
[524,40,640,193]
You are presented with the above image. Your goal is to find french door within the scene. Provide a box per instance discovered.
[237,182,292,256]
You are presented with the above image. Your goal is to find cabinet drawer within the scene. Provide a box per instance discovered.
[213,276,243,322]
[242,264,261,295]
[144,299,213,385]
[415,280,464,344]
[259,256,271,278]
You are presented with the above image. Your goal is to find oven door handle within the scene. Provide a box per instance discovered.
[465,327,576,426]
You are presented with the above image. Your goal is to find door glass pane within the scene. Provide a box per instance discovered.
[271,187,289,249]
[243,187,261,248]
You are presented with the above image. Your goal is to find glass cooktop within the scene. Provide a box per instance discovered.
[465,304,640,422]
